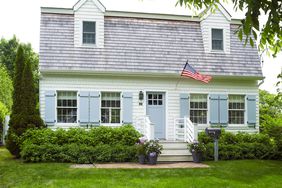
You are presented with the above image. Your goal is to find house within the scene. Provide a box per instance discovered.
[39,0,262,148]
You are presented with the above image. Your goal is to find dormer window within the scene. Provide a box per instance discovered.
[211,29,223,51]
[82,21,96,44]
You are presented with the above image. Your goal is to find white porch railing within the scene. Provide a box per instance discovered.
[174,117,198,142]
[135,116,154,140]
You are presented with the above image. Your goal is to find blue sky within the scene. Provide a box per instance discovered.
[0,0,281,93]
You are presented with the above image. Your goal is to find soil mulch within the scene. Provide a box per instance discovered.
[70,162,209,169]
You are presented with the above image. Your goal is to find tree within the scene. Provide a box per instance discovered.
[0,36,40,104]
[0,36,18,77]
[177,0,282,57]
[21,60,38,116]
[0,65,13,142]
[259,90,282,131]
[6,46,44,157]
[0,36,39,78]
[0,65,13,112]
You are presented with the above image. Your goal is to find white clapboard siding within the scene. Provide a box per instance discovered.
[74,0,104,48]
[39,74,259,139]
[200,9,231,53]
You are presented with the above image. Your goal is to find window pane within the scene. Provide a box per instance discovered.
[212,40,223,50]
[212,29,223,40]
[101,109,110,123]
[83,21,95,32]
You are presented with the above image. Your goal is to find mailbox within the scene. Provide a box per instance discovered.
[205,128,221,161]
[205,128,221,139]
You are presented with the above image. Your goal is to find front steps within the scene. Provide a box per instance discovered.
[158,141,193,162]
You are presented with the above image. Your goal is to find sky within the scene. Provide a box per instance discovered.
[0,0,281,93]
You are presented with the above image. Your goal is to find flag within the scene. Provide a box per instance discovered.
[181,61,212,83]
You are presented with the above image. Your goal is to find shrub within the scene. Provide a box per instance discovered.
[199,130,277,160]
[20,125,141,163]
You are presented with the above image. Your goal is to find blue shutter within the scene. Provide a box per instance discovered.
[247,95,257,125]
[180,93,189,118]
[79,91,90,126]
[122,92,133,124]
[45,91,56,125]
[209,94,219,124]
[219,94,228,124]
[89,91,100,124]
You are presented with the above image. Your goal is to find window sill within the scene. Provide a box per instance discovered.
[78,44,98,48]
[210,50,225,54]
[101,123,122,127]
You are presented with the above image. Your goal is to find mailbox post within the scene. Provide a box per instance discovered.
[205,128,221,161]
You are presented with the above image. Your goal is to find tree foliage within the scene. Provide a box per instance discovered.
[177,0,282,57]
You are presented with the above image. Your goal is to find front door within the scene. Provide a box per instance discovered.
[146,92,166,139]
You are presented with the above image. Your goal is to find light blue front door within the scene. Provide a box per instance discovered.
[146,92,166,139]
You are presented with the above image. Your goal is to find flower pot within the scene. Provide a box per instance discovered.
[192,152,202,163]
[148,152,157,165]
[138,154,146,164]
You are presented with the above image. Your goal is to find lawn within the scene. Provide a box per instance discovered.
[1,147,282,188]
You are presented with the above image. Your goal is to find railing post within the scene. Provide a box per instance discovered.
[150,123,154,140]
[184,116,187,142]
[194,123,198,141]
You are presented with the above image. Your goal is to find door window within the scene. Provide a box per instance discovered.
[148,93,163,105]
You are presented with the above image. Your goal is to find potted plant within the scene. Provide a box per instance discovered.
[136,144,146,164]
[145,140,163,165]
[188,141,206,163]
[136,136,147,164]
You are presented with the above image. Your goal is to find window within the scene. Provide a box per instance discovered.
[101,92,121,124]
[212,29,223,50]
[228,95,245,124]
[82,21,96,44]
[190,94,208,124]
[147,93,163,106]
[57,91,77,123]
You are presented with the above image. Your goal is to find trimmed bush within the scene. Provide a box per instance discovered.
[20,125,141,163]
[199,130,278,160]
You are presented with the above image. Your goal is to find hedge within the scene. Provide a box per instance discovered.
[199,130,280,160]
[20,125,141,163]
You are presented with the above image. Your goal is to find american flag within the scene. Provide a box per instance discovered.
[181,61,212,83]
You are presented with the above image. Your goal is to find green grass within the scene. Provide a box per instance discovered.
[1,147,282,188]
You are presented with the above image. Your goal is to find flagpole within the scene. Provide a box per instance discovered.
[175,60,188,90]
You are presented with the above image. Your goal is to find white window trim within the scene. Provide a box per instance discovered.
[210,28,225,53]
[80,20,97,48]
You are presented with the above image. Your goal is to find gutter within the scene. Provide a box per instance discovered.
[39,69,264,81]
